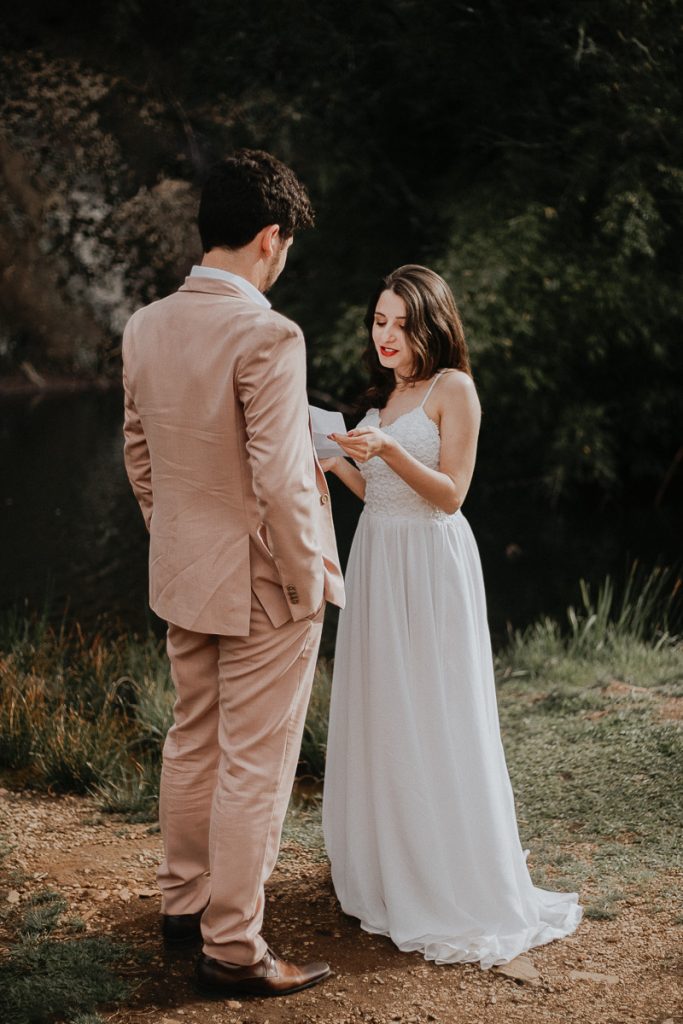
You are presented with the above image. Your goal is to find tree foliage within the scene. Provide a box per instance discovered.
[3,0,682,502]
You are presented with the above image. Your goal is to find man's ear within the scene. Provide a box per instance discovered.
[260,224,281,257]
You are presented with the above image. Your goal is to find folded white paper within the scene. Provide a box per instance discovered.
[309,405,347,459]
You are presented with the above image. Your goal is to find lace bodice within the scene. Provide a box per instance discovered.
[358,399,452,521]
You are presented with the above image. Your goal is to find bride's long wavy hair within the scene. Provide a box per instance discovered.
[358,264,471,414]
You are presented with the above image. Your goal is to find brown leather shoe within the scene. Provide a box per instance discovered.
[196,948,331,998]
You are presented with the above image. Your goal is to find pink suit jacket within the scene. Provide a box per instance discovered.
[122,275,344,636]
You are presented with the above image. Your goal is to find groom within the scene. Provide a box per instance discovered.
[122,150,344,997]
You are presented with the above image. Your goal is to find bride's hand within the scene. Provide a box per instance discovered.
[329,427,392,463]
[319,456,342,473]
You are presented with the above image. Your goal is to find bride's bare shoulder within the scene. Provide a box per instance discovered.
[438,369,479,404]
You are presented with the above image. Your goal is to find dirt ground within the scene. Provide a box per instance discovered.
[0,789,681,1024]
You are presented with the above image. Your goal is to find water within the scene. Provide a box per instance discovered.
[1,390,680,653]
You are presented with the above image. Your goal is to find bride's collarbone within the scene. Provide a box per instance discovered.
[380,381,442,429]
[381,380,435,423]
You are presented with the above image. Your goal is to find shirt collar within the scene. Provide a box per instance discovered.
[189,265,271,309]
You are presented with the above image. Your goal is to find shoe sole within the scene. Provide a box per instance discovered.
[196,967,332,999]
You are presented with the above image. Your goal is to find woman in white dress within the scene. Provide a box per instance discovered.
[321,264,581,968]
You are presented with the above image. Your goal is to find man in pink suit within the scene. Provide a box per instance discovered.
[122,150,344,998]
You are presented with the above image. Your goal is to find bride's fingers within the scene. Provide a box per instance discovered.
[329,433,374,462]
[330,433,363,451]
[337,442,368,457]
[334,443,362,458]
[338,448,369,463]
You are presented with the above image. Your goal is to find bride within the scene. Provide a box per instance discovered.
[321,264,581,967]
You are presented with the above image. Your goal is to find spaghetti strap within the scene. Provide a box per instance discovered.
[419,371,445,408]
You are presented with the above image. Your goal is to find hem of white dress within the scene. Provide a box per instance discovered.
[355,900,583,970]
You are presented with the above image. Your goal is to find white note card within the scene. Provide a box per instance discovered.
[309,405,347,459]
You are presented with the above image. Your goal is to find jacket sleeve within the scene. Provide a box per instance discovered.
[236,320,324,620]
[122,362,153,532]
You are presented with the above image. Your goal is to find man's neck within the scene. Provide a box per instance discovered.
[200,250,263,292]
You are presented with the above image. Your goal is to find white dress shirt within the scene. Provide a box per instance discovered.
[190,265,271,309]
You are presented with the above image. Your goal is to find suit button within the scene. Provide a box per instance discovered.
[320,494,329,505]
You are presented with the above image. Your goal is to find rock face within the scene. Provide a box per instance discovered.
[0,50,201,377]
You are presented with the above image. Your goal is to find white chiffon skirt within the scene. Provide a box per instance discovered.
[322,509,581,967]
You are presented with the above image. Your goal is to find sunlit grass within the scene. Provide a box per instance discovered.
[494,566,682,905]
[0,564,680,870]
[0,615,172,817]
[500,563,682,682]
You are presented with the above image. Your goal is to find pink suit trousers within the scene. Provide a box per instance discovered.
[157,594,324,965]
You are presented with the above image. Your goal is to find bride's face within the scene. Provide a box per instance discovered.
[372,290,415,378]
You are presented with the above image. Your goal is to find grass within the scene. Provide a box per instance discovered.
[0,889,136,1024]
[0,936,133,1024]
[0,609,335,818]
[0,565,681,903]
[20,889,68,936]
[281,800,327,863]
[493,565,682,903]
[294,565,683,906]
[583,899,620,920]
[0,613,173,818]
[0,566,679,1023]
[300,657,332,779]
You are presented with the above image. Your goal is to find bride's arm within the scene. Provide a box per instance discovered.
[331,372,480,514]
[320,456,367,500]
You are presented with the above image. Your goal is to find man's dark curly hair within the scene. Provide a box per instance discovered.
[197,149,315,251]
